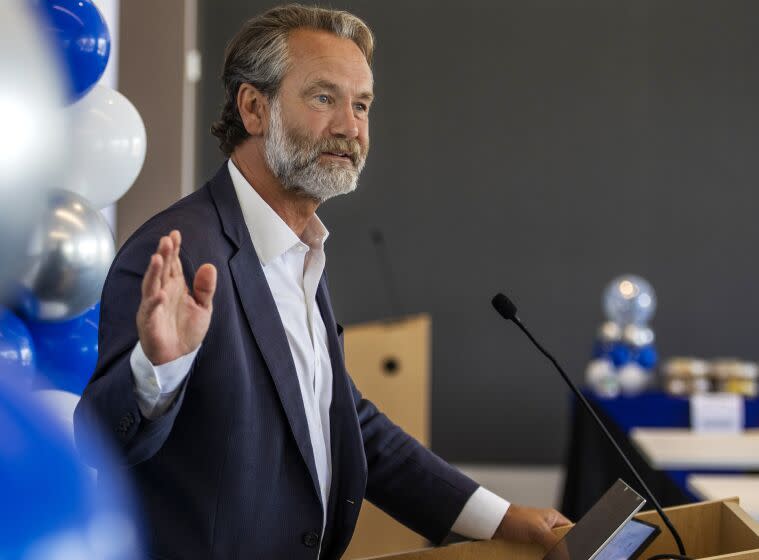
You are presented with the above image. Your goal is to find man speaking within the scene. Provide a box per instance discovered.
[75,5,569,559]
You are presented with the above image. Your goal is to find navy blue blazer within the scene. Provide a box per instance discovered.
[74,163,478,559]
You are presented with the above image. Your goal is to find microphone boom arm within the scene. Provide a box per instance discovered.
[492,293,687,557]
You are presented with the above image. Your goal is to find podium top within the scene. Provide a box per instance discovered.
[359,499,759,560]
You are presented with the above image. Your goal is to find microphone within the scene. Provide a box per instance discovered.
[491,292,687,557]
[370,228,402,319]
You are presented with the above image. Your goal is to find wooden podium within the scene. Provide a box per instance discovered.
[342,314,431,559]
[359,499,759,560]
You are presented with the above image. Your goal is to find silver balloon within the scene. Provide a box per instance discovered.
[602,274,657,326]
[0,0,68,299]
[18,191,115,321]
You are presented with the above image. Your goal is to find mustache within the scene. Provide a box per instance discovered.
[290,136,365,168]
[316,137,364,165]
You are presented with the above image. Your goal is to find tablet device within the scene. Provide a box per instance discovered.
[595,518,660,560]
[543,479,651,560]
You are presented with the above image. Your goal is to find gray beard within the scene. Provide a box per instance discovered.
[263,100,366,202]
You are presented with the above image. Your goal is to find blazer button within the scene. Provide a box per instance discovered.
[302,531,320,548]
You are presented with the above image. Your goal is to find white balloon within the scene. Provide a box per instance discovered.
[0,0,68,298]
[33,389,80,444]
[618,363,650,395]
[33,389,97,480]
[585,358,614,385]
[585,358,620,398]
[65,84,146,209]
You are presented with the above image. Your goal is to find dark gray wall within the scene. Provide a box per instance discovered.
[197,1,759,464]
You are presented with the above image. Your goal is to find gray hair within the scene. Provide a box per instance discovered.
[210,4,374,156]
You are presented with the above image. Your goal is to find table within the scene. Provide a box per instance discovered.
[560,390,759,520]
[687,474,759,519]
[631,428,759,470]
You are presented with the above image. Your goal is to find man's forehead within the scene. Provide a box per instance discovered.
[285,28,373,89]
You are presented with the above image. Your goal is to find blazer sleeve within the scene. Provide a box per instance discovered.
[349,377,479,544]
[74,233,198,468]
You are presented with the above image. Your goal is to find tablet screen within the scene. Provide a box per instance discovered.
[595,519,660,560]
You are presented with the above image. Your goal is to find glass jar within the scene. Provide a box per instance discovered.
[662,357,710,396]
[710,359,758,398]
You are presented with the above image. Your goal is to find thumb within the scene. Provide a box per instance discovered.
[537,510,570,550]
[537,527,561,550]
[193,263,217,309]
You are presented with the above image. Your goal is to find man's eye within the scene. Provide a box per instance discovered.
[315,94,329,104]
[354,103,368,112]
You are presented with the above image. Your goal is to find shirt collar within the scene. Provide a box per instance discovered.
[227,159,329,266]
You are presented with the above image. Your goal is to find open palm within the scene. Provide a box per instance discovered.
[136,230,217,365]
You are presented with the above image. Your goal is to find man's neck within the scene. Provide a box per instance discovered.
[231,147,319,238]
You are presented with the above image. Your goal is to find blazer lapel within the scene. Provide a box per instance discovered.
[316,276,367,541]
[208,162,322,505]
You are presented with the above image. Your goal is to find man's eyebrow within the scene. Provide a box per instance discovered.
[356,90,375,102]
[303,79,374,102]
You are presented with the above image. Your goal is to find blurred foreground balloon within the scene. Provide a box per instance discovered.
[65,84,147,208]
[0,307,36,387]
[36,0,111,103]
[17,191,115,321]
[0,379,142,559]
[0,0,68,299]
[28,303,99,394]
[35,388,82,445]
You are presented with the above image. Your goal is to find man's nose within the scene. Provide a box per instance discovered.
[329,101,359,139]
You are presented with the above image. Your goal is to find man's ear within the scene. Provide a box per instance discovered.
[237,83,269,137]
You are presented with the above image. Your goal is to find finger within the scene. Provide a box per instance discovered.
[545,509,571,527]
[169,229,182,278]
[158,235,173,286]
[140,291,166,318]
[193,263,217,310]
[141,254,163,299]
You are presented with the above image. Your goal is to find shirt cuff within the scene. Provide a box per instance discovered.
[132,341,200,394]
[130,341,200,418]
[450,486,511,540]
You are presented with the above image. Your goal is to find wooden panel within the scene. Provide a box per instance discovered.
[361,539,542,560]
[720,501,759,552]
[342,314,430,559]
[636,499,723,558]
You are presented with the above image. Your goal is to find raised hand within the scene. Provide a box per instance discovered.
[136,230,217,365]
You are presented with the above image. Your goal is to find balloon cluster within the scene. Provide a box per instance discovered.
[585,275,659,397]
[0,1,146,556]
[0,0,146,393]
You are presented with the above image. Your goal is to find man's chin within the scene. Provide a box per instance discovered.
[283,179,358,203]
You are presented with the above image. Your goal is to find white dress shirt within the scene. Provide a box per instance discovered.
[130,158,510,540]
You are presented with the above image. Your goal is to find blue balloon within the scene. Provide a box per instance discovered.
[26,303,99,394]
[36,0,110,102]
[592,339,609,359]
[609,342,632,367]
[636,345,659,370]
[0,307,36,386]
[0,379,141,558]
